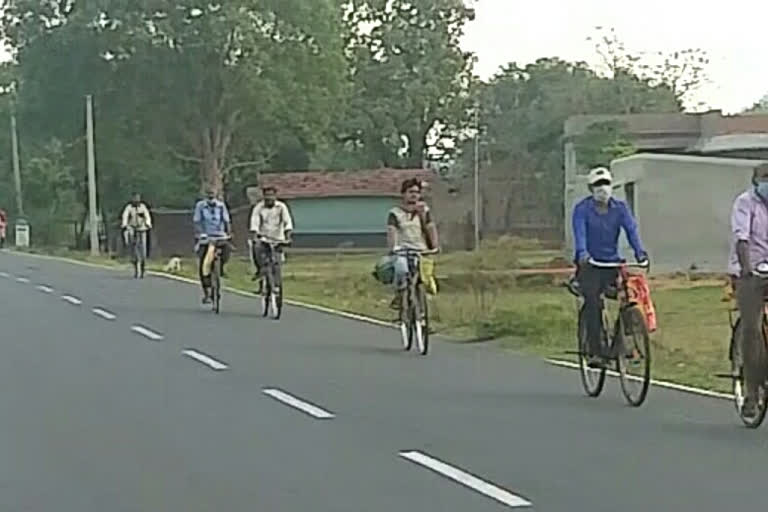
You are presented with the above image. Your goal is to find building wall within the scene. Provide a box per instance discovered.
[286,196,396,234]
[607,154,766,273]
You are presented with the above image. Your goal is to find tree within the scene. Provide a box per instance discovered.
[588,26,710,112]
[745,93,768,114]
[588,26,681,113]
[574,120,636,169]
[338,0,475,168]
[454,55,677,224]
[3,1,348,196]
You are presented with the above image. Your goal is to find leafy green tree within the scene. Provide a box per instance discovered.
[337,0,475,168]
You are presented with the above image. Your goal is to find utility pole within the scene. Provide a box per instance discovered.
[10,105,23,216]
[473,102,480,251]
[86,95,99,256]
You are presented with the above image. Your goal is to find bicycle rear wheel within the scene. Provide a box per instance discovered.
[578,306,606,397]
[618,306,651,407]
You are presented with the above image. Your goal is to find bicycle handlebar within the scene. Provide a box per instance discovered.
[256,235,291,246]
[392,247,440,256]
[588,258,649,269]
[198,234,231,242]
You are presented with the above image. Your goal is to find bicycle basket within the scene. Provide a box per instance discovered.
[372,256,395,285]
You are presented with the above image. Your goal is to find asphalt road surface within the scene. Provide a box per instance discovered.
[0,250,765,511]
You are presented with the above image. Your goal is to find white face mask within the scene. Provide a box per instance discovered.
[592,184,612,203]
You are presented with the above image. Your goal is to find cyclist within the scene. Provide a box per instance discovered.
[728,162,768,418]
[387,178,439,309]
[0,208,7,248]
[249,185,294,289]
[121,193,152,276]
[572,167,649,366]
[193,188,231,304]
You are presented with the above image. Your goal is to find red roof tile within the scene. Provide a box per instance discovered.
[257,168,434,199]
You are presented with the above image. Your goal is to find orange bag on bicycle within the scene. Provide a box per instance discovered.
[626,274,657,332]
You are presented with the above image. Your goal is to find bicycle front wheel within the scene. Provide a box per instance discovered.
[618,306,651,407]
[578,306,606,397]
[731,319,768,428]
[212,259,221,314]
[400,289,412,351]
[415,285,429,355]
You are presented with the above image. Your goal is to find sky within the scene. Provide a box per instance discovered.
[461,0,768,113]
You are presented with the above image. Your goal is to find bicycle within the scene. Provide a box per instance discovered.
[723,263,768,428]
[255,235,290,320]
[565,258,652,406]
[125,227,148,279]
[199,234,231,314]
[393,247,439,356]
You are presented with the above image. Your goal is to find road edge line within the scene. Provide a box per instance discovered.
[7,250,736,402]
[544,358,734,401]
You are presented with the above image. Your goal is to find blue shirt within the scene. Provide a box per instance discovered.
[193,199,231,237]
[572,197,647,263]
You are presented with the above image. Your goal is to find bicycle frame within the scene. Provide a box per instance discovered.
[260,241,285,289]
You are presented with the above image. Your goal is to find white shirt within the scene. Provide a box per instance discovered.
[121,203,152,231]
[249,200,294,242]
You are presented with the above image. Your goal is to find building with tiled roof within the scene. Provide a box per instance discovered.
[245,168,441,248]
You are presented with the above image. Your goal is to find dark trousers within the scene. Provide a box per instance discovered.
[578,265,618,356]
[736,276,768,400]
[197,243,230,291]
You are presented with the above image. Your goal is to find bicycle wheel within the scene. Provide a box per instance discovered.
[618,306,651,407]
[137,232,147,278]
[272,262,283,320]
[273,287,283,320]
[211,258,221,314]
[261,278,271,318]
[578,306,606,397]
[731,319,768,428]
[415,284,429,355]
[400,288,413,351]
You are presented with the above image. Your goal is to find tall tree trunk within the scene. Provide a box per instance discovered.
[197,114,237,196]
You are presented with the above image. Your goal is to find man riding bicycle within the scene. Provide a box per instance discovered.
[193,188,231,304]
[387,178,439,309]
[249,185,294,290]
[728,162,768,418]
[0,208,7,248]
[572,167,649,366]
[121,193,152,276]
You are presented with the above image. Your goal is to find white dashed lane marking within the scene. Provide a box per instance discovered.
[61,295,82,305]
[130,325,164,341]
[182,349,229,371]
[399,451,532,508]
[262,388,335,419]
[92,307,117,321]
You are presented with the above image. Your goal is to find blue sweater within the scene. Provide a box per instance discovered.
[572,197,647,263]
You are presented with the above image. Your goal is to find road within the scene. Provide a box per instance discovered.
[0,250,765,511]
